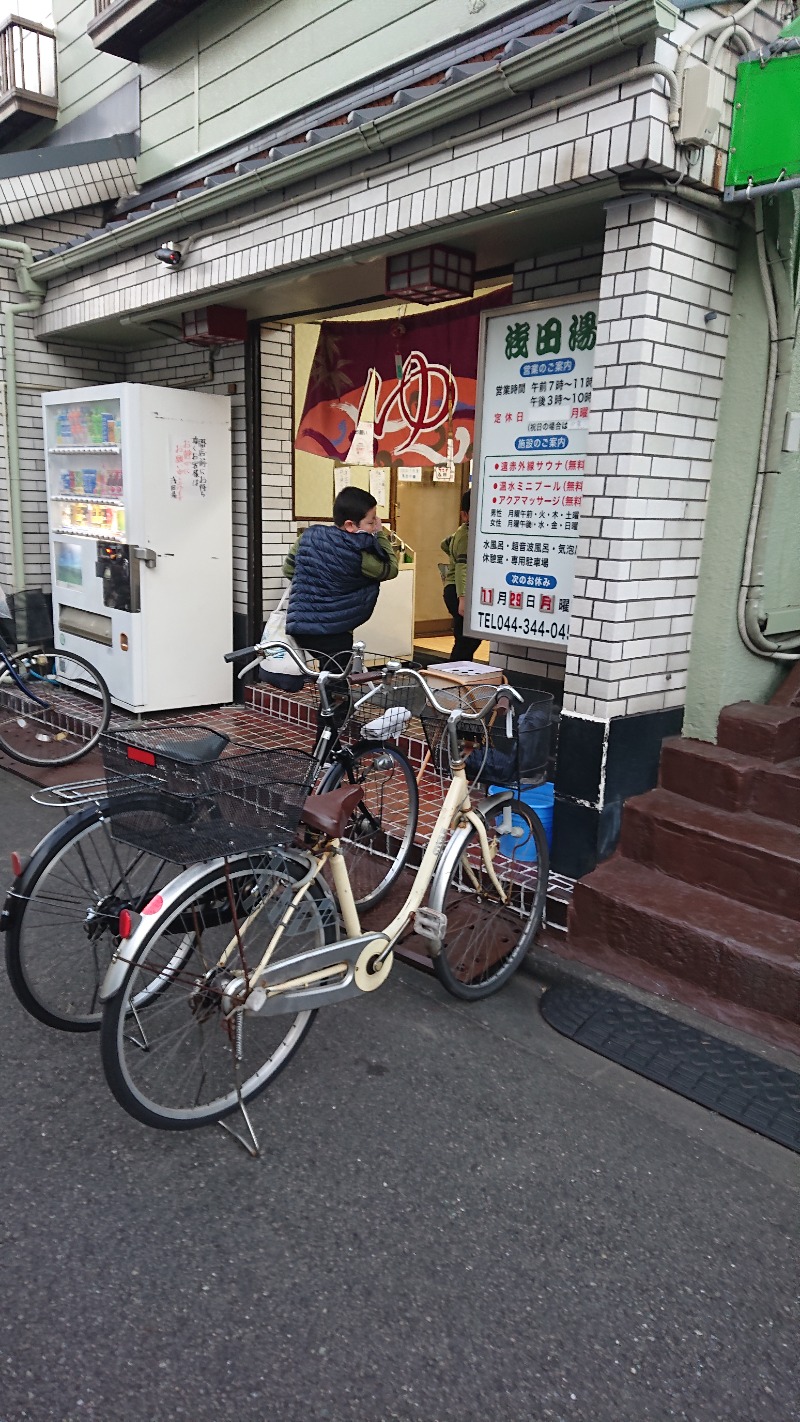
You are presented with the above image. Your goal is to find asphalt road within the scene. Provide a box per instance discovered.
[1,766,798,1422]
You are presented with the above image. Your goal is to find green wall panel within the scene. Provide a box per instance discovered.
[137,0,541,182]
[684,226,796,739]
[726,54,800,189]
[52,0,132,130]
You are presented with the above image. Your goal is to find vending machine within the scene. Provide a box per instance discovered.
[42,382,233,713]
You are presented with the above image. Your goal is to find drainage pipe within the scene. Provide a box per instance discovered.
[737,198,800,660]
[0,239,46,593]
[674,0,760,104]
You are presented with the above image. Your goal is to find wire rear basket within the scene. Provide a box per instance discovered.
[0,588,54,653]
[102,723,314,863]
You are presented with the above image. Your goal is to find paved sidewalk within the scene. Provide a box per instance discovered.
[1,764,798,1422]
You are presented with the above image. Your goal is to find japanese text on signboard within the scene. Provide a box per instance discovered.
[467,300,596,647]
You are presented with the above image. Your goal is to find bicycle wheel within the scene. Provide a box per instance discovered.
[318,740,418,911]
[100,852,337,1131]
[0,649,110,767]
[4,794,191,1032]
[430,799,549,1000]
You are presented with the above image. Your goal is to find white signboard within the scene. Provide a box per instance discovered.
[466,299,597,647]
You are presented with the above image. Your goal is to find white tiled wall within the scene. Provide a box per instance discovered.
[561,194,737,719]
[0,228,248,610]
[0,214,125,593]
[0,158,137,228]
[259,323,296,619]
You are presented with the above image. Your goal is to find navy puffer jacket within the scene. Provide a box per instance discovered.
[285,524,389,640]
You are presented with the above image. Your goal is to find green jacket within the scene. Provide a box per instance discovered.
[282,526,399,584]
[441,521,469,597]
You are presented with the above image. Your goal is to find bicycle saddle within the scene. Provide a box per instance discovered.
[299,783,363,838]
[147,730,230,765]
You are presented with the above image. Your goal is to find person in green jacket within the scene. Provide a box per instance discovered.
[441,490,480,663]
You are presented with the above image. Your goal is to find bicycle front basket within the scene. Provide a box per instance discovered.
[347,670,429,744]
[102,723,314,862]
[420,681,499,776]
[464,690,553,787]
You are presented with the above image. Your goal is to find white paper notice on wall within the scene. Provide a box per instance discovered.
[369,467,388,507]
[433,461,456,483]
[397,465,423,482]
[170,433,209,500]
[348,420,375,464]
[334,466,351,496]
[433,434,457,482]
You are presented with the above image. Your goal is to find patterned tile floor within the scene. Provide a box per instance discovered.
[4,676,573,930]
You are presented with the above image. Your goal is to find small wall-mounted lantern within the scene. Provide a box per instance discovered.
[182,305,248,346]
[385,245,475,304]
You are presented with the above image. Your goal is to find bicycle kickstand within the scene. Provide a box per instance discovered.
[218,1012,261,1159]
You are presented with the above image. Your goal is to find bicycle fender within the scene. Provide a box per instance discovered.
[474,790,514,817]
[424,797,514,951]
[98,847,331,1002]
[1,802,104,935]
[425,822,476,954]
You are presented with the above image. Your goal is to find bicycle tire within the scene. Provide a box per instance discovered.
[4,792,192,1032]
[430,799,549,1000]
[317,740,418,911]
[0,649,111,767]
[100,851,337,1131]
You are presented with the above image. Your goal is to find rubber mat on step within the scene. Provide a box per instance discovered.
[539,984,800,1153]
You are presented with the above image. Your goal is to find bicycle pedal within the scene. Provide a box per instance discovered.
[413,906,447,942]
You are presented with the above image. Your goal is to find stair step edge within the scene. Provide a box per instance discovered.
[626,786,800,847]
[578,857,800,950]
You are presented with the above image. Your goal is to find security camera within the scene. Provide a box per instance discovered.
[155,241,186,268]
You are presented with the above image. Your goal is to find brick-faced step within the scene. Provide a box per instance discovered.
[717,700,800,762]
[567,855,800,1040]
[749,758,800,827]
[660,737,800,827]
[620,787,800,921]
[660,737,760,813]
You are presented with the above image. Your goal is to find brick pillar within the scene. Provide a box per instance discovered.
[553,194,738,877]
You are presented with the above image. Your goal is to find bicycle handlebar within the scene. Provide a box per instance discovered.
[224,638,309,674]
[224,637,371,685]
[225,639,521,732]
[353,667,521,725]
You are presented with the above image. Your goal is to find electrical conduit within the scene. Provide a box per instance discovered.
[0,239,46,592]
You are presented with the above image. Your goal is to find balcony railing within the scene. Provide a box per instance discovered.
[0,16,58,139]
[88,0,201,61]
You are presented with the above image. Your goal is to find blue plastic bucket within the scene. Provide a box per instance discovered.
[489,782,555,862]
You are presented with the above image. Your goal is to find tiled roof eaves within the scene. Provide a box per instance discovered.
[116,0,600,215]
[31,0,677,276]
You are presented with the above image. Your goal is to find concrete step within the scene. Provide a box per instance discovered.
[659,736,800,827]
[620,786,800,922]
[567,856,800,1052]
[717,700,800,762]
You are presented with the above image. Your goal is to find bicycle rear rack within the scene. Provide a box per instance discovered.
[29,778,110,809]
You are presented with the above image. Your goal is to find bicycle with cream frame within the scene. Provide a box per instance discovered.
[98,657,549,1149]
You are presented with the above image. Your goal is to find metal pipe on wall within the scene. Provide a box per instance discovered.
[0,239,46,593]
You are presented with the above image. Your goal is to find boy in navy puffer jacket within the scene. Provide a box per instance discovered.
[282,486,398,675]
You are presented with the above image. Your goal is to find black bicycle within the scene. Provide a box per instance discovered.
[2,640,417,1032]
[0,588,110,769]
